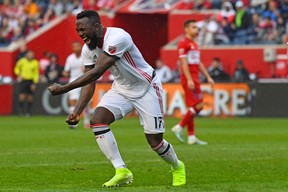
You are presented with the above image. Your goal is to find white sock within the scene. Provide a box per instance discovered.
[69,106,75,114]
[153,139,180,169]
[92,125,126,169]
[188,135,196,140]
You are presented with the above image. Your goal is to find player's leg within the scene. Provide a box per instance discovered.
[18,81,28,115]
[133,82,186,186]
[91,90,134,187]
[26,94,34,116]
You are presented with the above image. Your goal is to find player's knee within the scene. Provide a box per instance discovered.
[145,134,163,149]
[90,118,107,126]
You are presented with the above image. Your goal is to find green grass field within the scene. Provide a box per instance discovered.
[0,116,288,192]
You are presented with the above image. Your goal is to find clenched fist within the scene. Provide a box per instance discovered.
[66,113,80,126]
[48,83,66,95]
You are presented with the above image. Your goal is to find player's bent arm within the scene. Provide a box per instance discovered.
[48,53,116,95]
[73,66,95,115]
[180,57,193,81]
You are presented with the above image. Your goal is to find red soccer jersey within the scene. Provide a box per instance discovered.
[177,37,200,83]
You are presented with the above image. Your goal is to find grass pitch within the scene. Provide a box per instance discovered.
[0,116,287,192]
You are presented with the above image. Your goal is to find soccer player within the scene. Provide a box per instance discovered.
[63,41,91,129]
[171,20,215,145]
[48,10,186,187]
[14,50,39,116]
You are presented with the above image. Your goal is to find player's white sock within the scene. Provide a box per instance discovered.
[153,139,180,169]
[92,125,126,169]
[188,135,196,140]
[69,106,75,114]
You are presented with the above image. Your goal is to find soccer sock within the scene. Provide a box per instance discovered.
[179,107,196,127]
[187,117,195,136]
[19,101,25,114]
[27,102,32,114]
[92,124,126,169]
[153,139,180,169]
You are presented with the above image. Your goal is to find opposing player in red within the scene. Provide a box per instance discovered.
[172,20,214,145]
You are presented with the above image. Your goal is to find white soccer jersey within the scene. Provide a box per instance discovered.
[81,27,155,99]
[64,53,84,82]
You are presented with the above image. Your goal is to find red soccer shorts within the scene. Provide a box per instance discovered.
[181,79,203,107]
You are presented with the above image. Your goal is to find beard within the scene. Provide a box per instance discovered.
[87,33,98,50]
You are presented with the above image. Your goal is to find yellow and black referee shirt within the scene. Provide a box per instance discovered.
[14,57,39,84]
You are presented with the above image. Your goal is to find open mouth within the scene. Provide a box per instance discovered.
[82,36,91,44]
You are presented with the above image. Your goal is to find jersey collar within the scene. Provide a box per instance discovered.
[97,27,107,49]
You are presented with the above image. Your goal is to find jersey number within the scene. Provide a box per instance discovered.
[154,117,164,129]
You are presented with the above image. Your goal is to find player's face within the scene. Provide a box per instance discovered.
[76,17,99,50]
[185,22,198,37]
[72,42,82,54]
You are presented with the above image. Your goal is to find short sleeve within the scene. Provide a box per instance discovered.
[177,40,188,58]
[103,31,133,60]
[81,44,95,66]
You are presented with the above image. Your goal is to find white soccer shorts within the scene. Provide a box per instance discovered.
[96,81,165,134]
[68,87,81,100]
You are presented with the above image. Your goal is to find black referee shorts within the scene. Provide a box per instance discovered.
[19,80,34,95]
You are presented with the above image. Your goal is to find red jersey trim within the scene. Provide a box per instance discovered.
[124,52,152,83]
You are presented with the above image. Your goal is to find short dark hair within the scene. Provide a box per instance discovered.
[213,57,220,62]
[184,20,196,28]
[76,10,101,25]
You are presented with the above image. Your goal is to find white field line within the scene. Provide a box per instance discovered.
[0,146,287,156]
[0,159,161,168]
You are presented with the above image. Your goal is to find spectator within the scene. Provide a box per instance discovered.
[83,0,100,10]
[247,13,261,44]
[176,0,194,10]
[233,0,251,44]
[47,0,64,17]
[155,59,172,83]
[216,2,235,24]
[208,57,230,82]
[45,53,63,83]
[274,15,287,44]
[23,0,38,17]
[195,0,212,10]
[262,0,278,22]
[198,15,218,46]
[215,17,234,44]
[233,60,250,82]
[258,16,277,43]
[14,50,39,116]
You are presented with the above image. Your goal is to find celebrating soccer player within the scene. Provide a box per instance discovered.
[48,10,186,187]
[171,20,215,145]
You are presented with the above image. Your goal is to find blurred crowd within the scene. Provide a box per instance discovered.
[0,0,126,47]
[155,58,252,83]
[177,0,288,45]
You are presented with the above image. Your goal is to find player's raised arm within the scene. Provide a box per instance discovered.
[48,53,115,95]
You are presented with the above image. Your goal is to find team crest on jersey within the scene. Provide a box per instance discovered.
[108,46,117,54]
[93,55,97,60]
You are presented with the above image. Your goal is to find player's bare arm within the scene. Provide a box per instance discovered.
[65,65,95,125]
[199,62,215,86]
[48,53,116,95]
[180,57,195,90]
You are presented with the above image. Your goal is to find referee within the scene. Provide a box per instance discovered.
[14,50,39,116]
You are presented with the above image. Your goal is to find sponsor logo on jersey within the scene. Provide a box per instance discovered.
[108,46,117,54]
